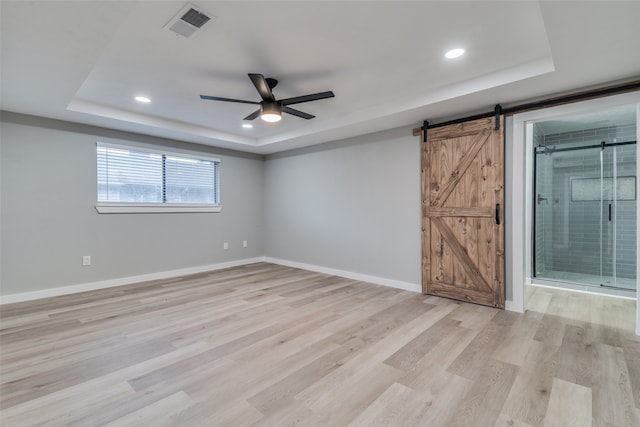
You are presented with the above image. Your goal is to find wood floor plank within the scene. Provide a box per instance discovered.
[555,324,593,388]
[621,338,640,409]
[543,377,592,427]
[1,337,176,407]
[1,264,638,426]
[0,340,211,426]
[533,313,567,347]
[245,297,429,416]
[494,413,536,427]
[448,302,497,330]
[301,362,402,426]
[491,311,542,367]
[446,311,509,381]
[411,373,474,426]
[500,339,559,427]
[591,342,639,427]
[397,323,477,392]
[384,315,461,372]
[446,358,519,427]
[168,398,263,427]
[347,382,432,427]
[102,391,194,427]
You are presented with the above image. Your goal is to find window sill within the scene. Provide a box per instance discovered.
[95,204,222,214]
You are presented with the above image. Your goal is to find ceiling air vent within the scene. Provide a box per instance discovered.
[164,3,213,39]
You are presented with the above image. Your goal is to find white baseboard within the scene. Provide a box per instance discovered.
[2,256,524,315]
[263,257,421,293]
[504,300,521,313]
[0,257,264,305]
[263,258,525,312]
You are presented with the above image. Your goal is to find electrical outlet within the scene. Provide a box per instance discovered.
[82,255,91,266]
[223,242,229,250]
[243,240,248,248]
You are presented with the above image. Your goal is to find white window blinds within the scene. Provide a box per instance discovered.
[97,142,219,207]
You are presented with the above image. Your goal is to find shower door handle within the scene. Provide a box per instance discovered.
[495,204,501,225]
[608,203,612,222]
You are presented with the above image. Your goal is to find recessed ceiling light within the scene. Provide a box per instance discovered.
[445,48,465,59]
[242,123,253,129]
[135,96,151,103]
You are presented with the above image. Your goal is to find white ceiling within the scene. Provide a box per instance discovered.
[1,1,639,154]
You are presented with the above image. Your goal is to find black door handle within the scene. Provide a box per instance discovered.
[609,203,612,222]
[495,203,500,225]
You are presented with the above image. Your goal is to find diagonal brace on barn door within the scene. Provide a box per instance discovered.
[430,217,493,292]
[431,129,491,207]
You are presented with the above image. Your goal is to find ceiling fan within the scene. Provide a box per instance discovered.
[200,73,335,123]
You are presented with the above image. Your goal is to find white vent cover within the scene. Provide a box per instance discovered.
[164,3,213,38]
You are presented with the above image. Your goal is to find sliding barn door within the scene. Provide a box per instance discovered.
[422,116,505,308]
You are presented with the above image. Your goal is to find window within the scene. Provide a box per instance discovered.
[96,142,220,213]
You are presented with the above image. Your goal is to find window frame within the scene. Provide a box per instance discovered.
[95,142,221,214]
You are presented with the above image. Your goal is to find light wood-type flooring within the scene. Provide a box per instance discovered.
[1,262,639,426]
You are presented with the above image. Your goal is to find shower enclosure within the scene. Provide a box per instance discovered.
[533,106,637,294]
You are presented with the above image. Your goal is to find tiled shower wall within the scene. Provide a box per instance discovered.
[535,124,637,281]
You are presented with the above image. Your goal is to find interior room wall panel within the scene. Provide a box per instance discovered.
[263,126,423,288]
[0,113,264,296]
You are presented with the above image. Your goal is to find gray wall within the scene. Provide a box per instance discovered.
[263,126,422,286]
[0,112,264,295]
[2,113,520,304]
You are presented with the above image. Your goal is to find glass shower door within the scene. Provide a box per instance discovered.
[534,142,636,291]
[606,144,637,290]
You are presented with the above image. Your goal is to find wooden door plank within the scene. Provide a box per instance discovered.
[428,207,493,217]
[492,118,505,306]
[427,282,497,307]
[427,117,496,141]
[431,217,492,292]
[421,129,431,294]
[431,129,491,207]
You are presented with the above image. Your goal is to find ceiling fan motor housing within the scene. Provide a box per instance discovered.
[260,101,282,122]
[265,78,278,89]
[262,101,282,115]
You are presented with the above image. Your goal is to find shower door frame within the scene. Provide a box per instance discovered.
[532,140,636,291]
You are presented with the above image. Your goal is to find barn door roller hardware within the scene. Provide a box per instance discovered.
[414,79,640,143]
[420,104,502,143]
[421,120,429,142]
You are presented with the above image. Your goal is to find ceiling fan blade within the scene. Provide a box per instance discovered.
[283,106,315,120]
[248,73,275,102]
[244,109,262,120]
[200,95,259,105]
[279,91,335,106]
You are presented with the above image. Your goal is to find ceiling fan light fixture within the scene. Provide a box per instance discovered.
[261,113,281,123]
[261,102,282,122]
